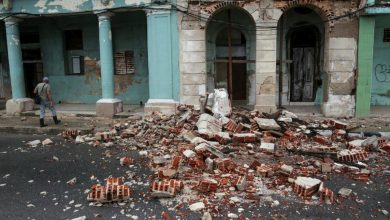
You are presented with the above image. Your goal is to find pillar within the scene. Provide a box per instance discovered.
[356,16,376,117]
[255,23,278,113]
[144,8,179,115]
[95,11,123,117]
[4,17,34,115]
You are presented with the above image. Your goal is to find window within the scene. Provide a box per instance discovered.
[384,28,390,42]
[65,30,83,50]
[20,32,40,44]
[64,30,84,75]
[115,51,135,75]
[70,56,84,74]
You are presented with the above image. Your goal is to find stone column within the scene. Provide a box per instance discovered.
[356,16,376,117]
[5,17,34,115]
[255,23,278,113]
[95,11,123,117]
[144,7,179,115]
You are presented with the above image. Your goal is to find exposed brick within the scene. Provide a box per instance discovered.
[119,157,133,166]
[87,184,131,202]
[87,177,130,202]
[337,149,368,162]
[224,119,238,132]
[232,133,256,143]
[188,157,206,170]
[215,158,237,172]
[150,179,183,198]
[198,178,218,192]
[313,135,330,145]
[319,184,334,203]
[62,129,81,139]
[293,177,321,198]
[171,156,182,170]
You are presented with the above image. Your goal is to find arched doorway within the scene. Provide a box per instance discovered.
[277,6,325,106]
[206,7,256,105]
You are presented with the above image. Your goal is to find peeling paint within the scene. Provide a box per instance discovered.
[11,35,19,46]
[34,0,88,12]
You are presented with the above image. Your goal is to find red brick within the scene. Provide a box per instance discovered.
[171,156,182,170]
[224,120,238,132]
[215,158,237,172]
[293,177,321,198]
[198,178,218,192]
[150,179,183,197]
[313,135,330,145]
[232,133,256,143]
[337,149,368,162]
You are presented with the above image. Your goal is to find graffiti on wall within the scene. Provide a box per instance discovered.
[374,64,390,83]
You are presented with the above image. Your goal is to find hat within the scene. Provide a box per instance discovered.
[43,77,49,82]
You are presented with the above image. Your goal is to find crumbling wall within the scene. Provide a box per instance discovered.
[0,0,152,14]
[178,0,259,108]
[36,12,148,104]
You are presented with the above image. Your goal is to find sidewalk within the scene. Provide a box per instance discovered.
[0,104,145,135]
[0,103,389,135]
[21,103,144,118]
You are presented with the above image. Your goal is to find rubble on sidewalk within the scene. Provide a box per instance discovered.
[61,100,390,217]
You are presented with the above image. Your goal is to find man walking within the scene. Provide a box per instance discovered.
[34,77,61,127]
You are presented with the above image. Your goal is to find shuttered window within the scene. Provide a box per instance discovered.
[115,51,135,75]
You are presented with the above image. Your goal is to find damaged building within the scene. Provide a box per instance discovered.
[0,0,388,117]
[0,0,180,117]
[178,0,361,117]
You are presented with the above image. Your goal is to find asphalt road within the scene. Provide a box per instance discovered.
[0,132,389,220]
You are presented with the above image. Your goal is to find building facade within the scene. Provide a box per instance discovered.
[0,0,180,116]
[356,0,390,117]
[178,0,361,117]
[1,0,380,118]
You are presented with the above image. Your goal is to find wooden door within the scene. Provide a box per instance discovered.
[232,63,246,100]
[291,47,315,102]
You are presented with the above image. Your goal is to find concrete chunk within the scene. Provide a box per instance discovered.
[254,118,281,130]
[196,114,222,134]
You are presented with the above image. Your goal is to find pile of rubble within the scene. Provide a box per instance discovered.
[62,89,390,216]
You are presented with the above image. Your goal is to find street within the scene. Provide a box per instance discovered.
[0,132,389,220]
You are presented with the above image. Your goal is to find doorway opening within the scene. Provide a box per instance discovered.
[289,26,319,102]
[206,7,256,105]
[277,6,324,106]
[215,27,247,100]
[20,31,43,98]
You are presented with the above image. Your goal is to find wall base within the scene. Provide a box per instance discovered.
[144,99,178,115]
[254,105,277,113]
[6,98,34,115]
[96,98,123,118]
[322,95,355,117]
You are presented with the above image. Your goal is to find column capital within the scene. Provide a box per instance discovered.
[4,16,22,26]
[95,10,114,21]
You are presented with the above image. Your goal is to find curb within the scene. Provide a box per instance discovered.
[20,112,134,119]
[0,126,92,135]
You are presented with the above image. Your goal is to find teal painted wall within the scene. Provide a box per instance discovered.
[0,0,151,15]
[371,15,390,105]
[0,26,11,99]
[20,11,148,104]
[147,12,173,100]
